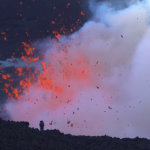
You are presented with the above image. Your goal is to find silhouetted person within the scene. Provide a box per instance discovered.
[39,120,45,131]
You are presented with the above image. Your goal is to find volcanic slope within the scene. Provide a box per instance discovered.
[0,118,150,150]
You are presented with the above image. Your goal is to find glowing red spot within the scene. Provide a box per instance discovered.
[51,21,55,24]
[4,37,7,41]
[81,11,85,16]
[67,3,70,8]
[1,32,5,35]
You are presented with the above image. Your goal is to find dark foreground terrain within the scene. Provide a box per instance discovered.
[0,118,150,150]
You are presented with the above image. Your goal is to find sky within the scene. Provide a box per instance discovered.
[1,0,150,139]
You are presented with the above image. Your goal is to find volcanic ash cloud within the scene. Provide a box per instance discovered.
[5,0,150,138]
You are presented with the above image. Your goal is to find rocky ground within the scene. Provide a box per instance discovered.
[0,118,150,150]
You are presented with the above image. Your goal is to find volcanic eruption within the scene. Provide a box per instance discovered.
[0,0,150,139]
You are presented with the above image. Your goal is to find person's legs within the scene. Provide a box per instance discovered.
[40,125,44,131]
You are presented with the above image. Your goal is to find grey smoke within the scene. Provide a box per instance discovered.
[2,0,150,139]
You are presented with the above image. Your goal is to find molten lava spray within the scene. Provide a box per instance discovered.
[1,0,150,138]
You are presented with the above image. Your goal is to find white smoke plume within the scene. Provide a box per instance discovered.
[3,0,150,138]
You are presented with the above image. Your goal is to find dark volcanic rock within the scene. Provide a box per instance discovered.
[0,118,150,150]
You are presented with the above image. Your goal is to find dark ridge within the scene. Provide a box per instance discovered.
[0,117,150,150]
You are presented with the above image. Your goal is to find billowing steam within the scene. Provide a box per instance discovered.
[1,0,150,138]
